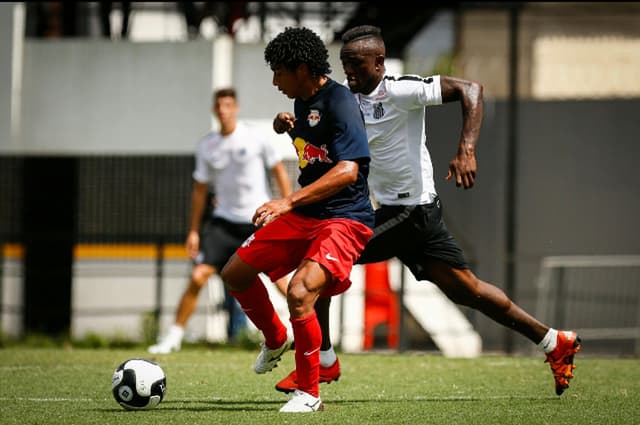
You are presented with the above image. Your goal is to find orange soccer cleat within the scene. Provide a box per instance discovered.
[275,358,341,394]
[545,330,582,395]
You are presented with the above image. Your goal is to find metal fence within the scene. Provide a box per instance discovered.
[535,255,640,356]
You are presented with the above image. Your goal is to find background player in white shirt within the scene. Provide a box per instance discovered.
[149,88,291,354]
[273,25,581,397]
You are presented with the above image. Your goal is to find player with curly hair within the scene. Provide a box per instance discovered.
[220,27,375,413]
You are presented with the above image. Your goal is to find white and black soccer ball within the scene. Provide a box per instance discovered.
[111,358,166,410]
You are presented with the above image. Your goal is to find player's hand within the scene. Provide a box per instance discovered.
[273,112,295,134]
[253,198,292,227]
[446,147,477,189]
[185,231,200,260]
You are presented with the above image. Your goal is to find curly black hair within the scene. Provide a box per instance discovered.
[264,27,331,77]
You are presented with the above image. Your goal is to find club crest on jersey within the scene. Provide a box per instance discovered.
[293,137,333,168]
[373,102,385,119]
[307,109,321,127]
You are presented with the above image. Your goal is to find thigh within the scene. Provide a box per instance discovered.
[235,215,309,280]
[400,200,469,280]
[221,252,262,291]
[424,258,474,286]
[422,259,481,303]
[191,263,216,285]
[306,218,373,296]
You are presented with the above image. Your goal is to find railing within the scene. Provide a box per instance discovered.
[1,242,194,341]
[535,255,640,355]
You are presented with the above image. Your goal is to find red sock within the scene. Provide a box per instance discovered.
[228,276,287,349]
[291,311,321,397]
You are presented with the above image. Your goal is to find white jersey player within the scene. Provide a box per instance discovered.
[149,88,291,354]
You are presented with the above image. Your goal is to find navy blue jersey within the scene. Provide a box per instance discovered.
[288,79,374,227]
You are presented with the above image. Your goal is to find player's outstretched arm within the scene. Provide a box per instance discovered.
[441,76,483,189]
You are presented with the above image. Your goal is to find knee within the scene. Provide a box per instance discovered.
[185,279,204,297]
[439,274,484,306]
[191,267,213,286]
[286,279,314,317]
[455,277,510,310]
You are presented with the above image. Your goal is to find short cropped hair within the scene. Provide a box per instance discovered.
[264,27,331,77]
[341,25,383,43]
[213,87,236,101]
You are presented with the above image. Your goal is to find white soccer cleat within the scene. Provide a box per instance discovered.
[147,337,181,354]
[148,325,183,354]
[279,389,324,413]
[254,340,291,374]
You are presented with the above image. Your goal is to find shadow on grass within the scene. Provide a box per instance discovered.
[96,394,559,413]
[97,399,283,413]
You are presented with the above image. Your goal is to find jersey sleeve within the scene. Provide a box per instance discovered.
[192,138,210,183]
[260,135,282,169]
[388,74,442,111]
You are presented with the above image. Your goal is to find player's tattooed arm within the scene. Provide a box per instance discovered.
[441,76,483,189]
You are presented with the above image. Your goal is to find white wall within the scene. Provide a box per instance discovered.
[5,36,347,158]
[16,40,213,154]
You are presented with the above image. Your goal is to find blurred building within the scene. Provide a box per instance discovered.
[1,2,640,355]
[455,2,640,99]
[20,2,640,100]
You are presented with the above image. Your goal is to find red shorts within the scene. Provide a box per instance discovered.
[236,212,373,297]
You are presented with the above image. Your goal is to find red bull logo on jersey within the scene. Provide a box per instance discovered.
[293,137,333,168]
[307,109,321,127]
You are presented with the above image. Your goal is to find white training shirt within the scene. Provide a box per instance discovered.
[354,74,442,206]
[192,122,281,223]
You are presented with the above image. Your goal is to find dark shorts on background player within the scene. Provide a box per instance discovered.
[356,196,469,279]
[197,216,258,270]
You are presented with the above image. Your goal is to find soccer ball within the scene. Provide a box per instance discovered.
[111,358,166,410]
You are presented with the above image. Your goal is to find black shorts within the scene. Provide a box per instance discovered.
[356,196,469,280]
[197,216,258,270]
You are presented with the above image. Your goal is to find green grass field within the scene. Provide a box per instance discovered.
[0,346,638,425]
